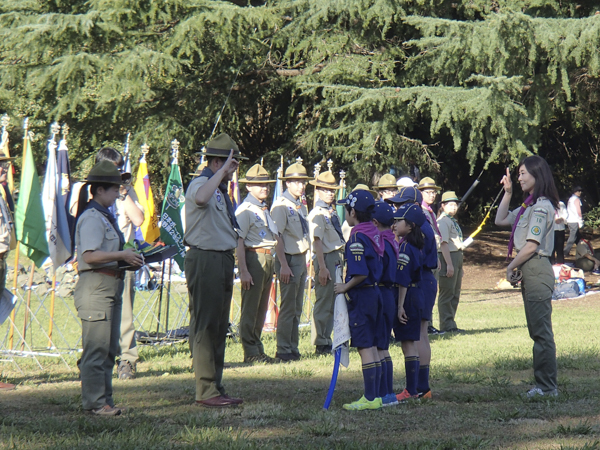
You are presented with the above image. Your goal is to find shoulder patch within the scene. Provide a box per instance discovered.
[531,226,541,236]
[398,253,410,265]
[349,242,364,254]
[533,208,548,215]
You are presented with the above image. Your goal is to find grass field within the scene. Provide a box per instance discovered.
[2,285,600,449]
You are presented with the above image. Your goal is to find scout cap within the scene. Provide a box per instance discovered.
[239,164,276,183]
[387,186,423,205]
[279,163,312,180]
[393,203,426,227]
[373,173,397,190]
[418,177,441,191]
[337,189,375,212]
[352,183,377,198]
[441,191,460,203]
[197,133,248,160]
[397,177,416,187]
[372,201,394,226]
[309,171,341,190]
[85,160,128,185]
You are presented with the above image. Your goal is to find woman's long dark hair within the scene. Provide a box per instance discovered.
[75,182,116,219]
[519,156,559,209]
[403,220,424,250]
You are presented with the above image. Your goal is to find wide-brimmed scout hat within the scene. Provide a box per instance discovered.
[393,203,426,227]
[388,186,423,205]
[309,171,341,190]
[418,177,441,191]
[337,189,375,212]
[279,163,312,180]
[441,191,460,203]
[85,160,128,185]
[197,133,248,160]
[239,164,276,183]
[352,183,377,198]
[373,173,398,190]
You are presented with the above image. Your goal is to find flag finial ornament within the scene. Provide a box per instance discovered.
[1,114,9,129]
[61,123,69,138]
[327,159,333,172]
[296,156,303,165]
[314,162,321,177]
[339,169,346,181]
[23,117,29,136]
[171,139,180,161]
[50,122,60,136]
[141,143,150,155]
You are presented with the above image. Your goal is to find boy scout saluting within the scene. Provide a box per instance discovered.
[271,163,312,362]
[236,164,279,364]
[308,171,345,355]
[184,133,247,408]
[74,161,144,416]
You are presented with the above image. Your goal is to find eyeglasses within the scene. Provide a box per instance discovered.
[423,190,437,196]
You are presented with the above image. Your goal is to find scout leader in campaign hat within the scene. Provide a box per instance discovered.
[372,173,398,191]
[279,162,313,181]
[417,177,441,191]
[197,133,249,160]
[352,183,377,199]
[309,171,342,190]
[239,164,277,184]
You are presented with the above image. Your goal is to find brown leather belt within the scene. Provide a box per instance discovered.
[246,247,273,255]
[83,268,125,280]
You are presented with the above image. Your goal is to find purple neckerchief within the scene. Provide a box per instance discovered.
[507,194,534,260]
[421,201,441,236]
[351,222,384,257]
[381,229,399,260]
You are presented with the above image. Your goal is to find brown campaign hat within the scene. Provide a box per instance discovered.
[418,177,441,191]
[352,183,377,198]
[85,160,128,185]
[373,173,398,190]
[279,163,312,180]
[441,191,460,203]
[239,164,276,183]
[309,171,341,190]
[197,133,248,160]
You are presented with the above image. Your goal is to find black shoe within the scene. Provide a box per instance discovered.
[315,345,332,355]
[427,326,445,335]
[446,327,465,333]
[291,351,301,361]
[275,352,296,362]
[244,354,278,364]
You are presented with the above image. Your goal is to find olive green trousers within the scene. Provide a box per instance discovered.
[118,271,138,364]
[275,252,306,354]
[438,251,463,331]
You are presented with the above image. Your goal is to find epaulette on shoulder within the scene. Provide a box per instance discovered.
[399,241,408,252]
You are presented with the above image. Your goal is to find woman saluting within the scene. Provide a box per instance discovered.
[495,156,559,398]
[74,161,144,415]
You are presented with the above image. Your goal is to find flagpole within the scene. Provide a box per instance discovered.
[305,161,321,322]
[163,139,179,339]
[47,273,57,348]
[156,260,166,336]
[20,263,35,351]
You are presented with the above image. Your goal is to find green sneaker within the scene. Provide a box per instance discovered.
[342,395,382,411]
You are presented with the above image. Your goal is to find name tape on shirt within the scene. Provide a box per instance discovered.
[349,242,364,254]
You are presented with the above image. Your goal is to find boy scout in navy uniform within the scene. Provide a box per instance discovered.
[236,164,279,364]
[184,133,246,408]
[270,163,311,361]
[74,161,144,416]
[308,171,345,355]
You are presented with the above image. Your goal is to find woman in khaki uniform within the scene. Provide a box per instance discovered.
[74,161,144,415]
[495,156,559,398]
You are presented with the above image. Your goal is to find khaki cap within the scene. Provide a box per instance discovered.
[441,191,460,203]
[86,160,128,185]
[309,171,341,190]
[373,173,397,190]
[280,163,312,180]
[197,133,248,160]
[418,177,441,191]
[239,164,276,183]
[352,183,377,198]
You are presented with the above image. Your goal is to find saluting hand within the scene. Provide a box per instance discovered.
[221,149,239,178]
[500,167,513,195]
[122,248,144,267]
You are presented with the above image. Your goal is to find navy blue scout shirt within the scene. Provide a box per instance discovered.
[396,240,423,287]
[421,221,437,270]
[381,239,397,287]
[345,232,383,286]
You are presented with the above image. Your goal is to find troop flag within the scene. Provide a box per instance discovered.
[16,131,50,267]
[41,128,72,270]
[56,132,74,240]
[229,169,241,209]
[133,148,160,244]
[160,154,185,271]
[336,181,347,224]
[272,156,283,204]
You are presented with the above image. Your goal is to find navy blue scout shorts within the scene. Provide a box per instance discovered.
[376,286,396,350]
[420,270,437,322]
[393,286,423,342]
[345,286,382,348]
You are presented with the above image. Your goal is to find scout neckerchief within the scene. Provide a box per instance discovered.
[421,200,441,236]
[244,193,278,235]
[200,166,240,232]
[85,199,126,250]
[351,221,384,257]
[282,189,309,237]
[381,228,399,260]
[315,198,345,244]
[507,193,534,259]
[581,239,594,255]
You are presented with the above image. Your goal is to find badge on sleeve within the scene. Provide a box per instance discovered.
[397,253,410,265]
[531,226,541,236]
[349,242,364,254]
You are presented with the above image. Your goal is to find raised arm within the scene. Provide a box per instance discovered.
[495,167,514,227]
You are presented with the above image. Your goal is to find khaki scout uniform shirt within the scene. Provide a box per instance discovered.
[76,208,121,271]
[184,176,238,251]
[236,195,278,249]
[506,197,555,256]
[0,195,11,254]
[437,213,463,252]
[115,189,144,243]
[308,204,345,254]
[271,191,309,255]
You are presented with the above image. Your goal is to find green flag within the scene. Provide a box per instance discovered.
[16,135,50,267]
[336,184,347,224]
[160,160,185,271]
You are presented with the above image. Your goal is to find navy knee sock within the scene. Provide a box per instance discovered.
[404,356,420,396]
[362,362,378,401]
[385,356,394,394]
[378,359,387,397]
[417,364,430,393]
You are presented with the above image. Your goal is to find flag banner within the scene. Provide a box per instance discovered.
[16,135,50,267]
[42,135,71,270]
[336,184,347,224]
[57,137,74,252]
[134,155,160,244]
[272,160,283,204]
[160,161,185,271]
[123,133,131,174]
[229,169,241,209]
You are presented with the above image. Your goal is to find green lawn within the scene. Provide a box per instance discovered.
[1,285,600,449]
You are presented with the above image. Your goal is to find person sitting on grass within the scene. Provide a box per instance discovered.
[334,190,384,411]
[574,232,600,275]
[392,203,425,403]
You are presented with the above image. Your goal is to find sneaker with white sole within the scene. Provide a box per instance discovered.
[418,389,432,399]
[381,393,399,407]
[396,388,419,403]
[526,387,558,398]
[342,395,383,411]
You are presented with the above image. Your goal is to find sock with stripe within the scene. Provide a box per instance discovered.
[404,356,420,396]
[362,362,378,401]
